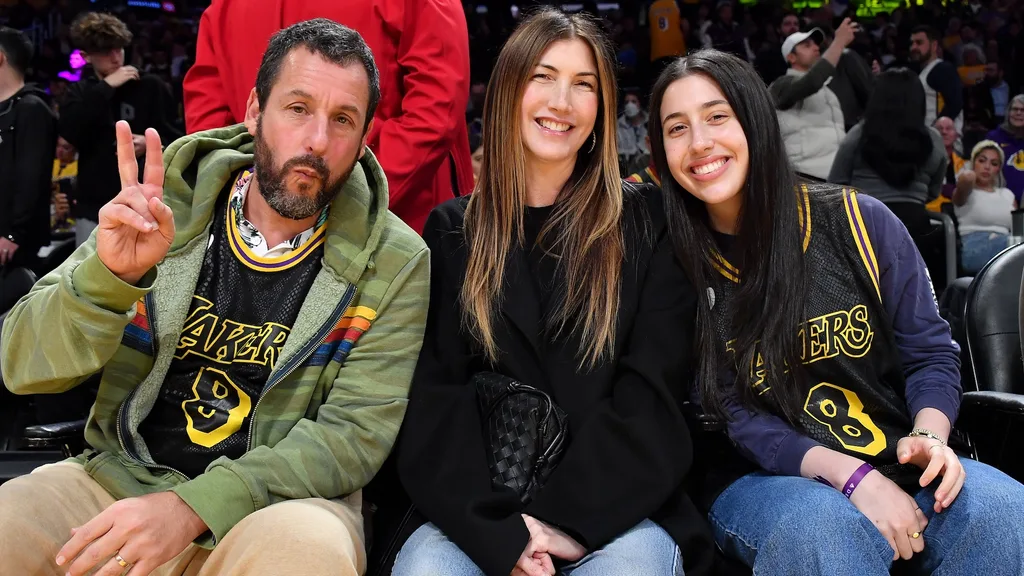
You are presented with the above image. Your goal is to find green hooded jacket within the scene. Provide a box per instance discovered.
[1,124,429,547]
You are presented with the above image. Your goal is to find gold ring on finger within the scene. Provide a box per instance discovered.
[115,552,131,568]
[911,532,921,539]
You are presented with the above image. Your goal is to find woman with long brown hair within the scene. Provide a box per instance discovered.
[392,8,712,576]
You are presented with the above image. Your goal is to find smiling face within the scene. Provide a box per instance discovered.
[519,38,600,172]
[660,74,749,225]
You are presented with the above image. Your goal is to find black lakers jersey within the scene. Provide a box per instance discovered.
[710,187,916,481]
[140,175,325,478]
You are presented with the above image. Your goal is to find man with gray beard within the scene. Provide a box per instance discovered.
[0,19,428,576]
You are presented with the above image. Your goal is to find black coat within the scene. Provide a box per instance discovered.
[397,182,715,576]
[0,84,57,255]
[58,72,181,222]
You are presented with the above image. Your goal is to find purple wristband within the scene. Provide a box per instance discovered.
[842,462,875,498]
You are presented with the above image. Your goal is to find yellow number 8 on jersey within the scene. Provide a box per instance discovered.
[182,367,252,448]
[804,382,886,456]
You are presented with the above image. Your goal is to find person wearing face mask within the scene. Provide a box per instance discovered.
[617,90,650,177]
[954,140,1017,273]
[392,8,714,576]
[648,48,1024,575]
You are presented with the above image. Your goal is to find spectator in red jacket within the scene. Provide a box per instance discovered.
[182,0,473,233]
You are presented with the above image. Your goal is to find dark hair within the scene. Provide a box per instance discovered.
[255,18,380,131]
[468,124,482,152]
[0,27,33,76]
[647,49,808,420]
[859,68,933,188]
[777,11,799,29]
[70,12,133,53]
[911,24,939,42]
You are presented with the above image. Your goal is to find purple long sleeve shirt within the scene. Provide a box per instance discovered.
[722,194,963,477]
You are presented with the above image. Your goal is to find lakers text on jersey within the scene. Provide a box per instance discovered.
[139,175,325,477]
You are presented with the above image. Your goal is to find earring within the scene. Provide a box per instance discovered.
[588,132,597,153]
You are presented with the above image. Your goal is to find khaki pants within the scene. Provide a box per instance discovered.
[0,462,366,575]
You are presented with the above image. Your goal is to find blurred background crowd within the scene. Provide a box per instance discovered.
[1,0,1023,291]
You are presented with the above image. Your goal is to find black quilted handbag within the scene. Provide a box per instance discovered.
[474,372,569,505]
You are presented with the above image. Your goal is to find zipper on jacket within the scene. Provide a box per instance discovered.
[247,284,356,450]
[115,292,191,479]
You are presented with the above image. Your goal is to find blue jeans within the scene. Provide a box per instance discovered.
[961,231,1009,274]
[392,519,683,576]
[709,457,1024,575]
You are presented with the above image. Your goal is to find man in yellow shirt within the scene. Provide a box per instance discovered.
[650,0,686,70]
[51,136,77,232]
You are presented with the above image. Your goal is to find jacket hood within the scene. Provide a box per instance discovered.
[0,83,52,118]
[13,83,51,103]
[160,123,391,285]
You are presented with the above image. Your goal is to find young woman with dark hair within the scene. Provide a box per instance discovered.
[829,67,945,207]
[828,67,948,286]
[392,9,714,576]
[647,49,1024,574]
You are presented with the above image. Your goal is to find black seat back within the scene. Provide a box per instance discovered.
[1019,267,1024,378]
[1,267,37,314]
[36,237,77,278]
[965,243,1024,394]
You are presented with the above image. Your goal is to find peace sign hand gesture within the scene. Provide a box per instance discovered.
[96,121,175,285]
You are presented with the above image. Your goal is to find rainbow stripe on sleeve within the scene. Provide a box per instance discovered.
[122,297,154,354]
[306,305,378,366]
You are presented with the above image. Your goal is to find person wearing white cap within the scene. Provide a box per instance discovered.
[769,18,859,180]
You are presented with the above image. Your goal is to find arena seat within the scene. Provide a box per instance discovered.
[35,236,76,278]
[959,242,1024,482]
[1,267,36,314]
[0,267,38,450]
[927,210,958,291]
[0,269,70,482]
